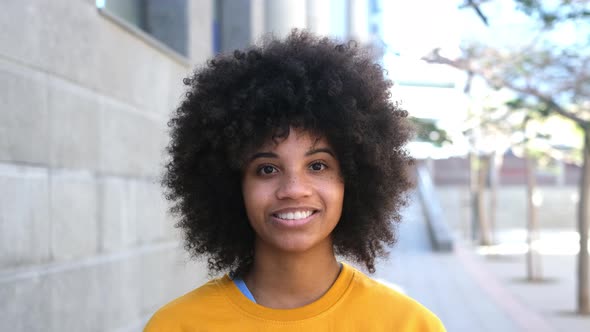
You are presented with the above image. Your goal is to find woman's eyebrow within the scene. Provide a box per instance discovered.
[249,152,277,161]
[249,148,335,161]
[305,148,335,157]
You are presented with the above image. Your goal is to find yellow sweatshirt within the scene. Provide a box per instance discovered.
[144,263,446,331]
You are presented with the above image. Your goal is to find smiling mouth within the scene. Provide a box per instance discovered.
[272,210,318,221]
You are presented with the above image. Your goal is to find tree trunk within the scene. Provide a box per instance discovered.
[478,155,492,246]
[469,151,479,242]
[525,149,541,281]
[489,151,499,245]
[578,128,590,314]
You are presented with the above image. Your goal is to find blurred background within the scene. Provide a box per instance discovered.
[0,0,589,331]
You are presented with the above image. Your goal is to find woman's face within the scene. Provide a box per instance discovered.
[242,128,344,254]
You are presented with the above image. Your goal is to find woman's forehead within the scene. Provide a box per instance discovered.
[256,128,327,151]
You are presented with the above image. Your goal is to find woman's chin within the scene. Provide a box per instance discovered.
[258,234,331,254]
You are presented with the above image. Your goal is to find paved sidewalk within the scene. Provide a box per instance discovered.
[369,193,551,332]
[473,240,590,331]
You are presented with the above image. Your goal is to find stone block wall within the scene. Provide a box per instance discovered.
[0,0,213,331]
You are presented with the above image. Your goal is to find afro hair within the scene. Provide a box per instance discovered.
[162,30,414,277]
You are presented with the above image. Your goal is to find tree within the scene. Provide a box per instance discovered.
[410,117,452,147]
[424,0,590,313]
[506,100,554,282]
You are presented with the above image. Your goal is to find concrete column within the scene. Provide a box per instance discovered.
[348,0,369,43]
[189,0,213,63]
[306,0,331,36]
[264,0,306,37]
[250,0,265,42]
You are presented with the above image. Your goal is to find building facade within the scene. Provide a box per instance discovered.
[214,0,373,53]
[0,1,212,331]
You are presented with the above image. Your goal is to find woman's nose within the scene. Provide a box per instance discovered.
[275,171,313,199]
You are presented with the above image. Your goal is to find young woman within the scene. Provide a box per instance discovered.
[145,30,445,331]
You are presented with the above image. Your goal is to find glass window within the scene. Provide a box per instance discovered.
[97,0,188,57]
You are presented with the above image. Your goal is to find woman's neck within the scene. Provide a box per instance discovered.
[243,241,341,309]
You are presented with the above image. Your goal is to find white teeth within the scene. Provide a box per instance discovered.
[276,210,313,220]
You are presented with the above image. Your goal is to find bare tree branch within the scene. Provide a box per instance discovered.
[422,49,589,127]
[467,0,489,26]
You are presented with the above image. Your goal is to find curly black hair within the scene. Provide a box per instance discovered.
[162,30,414,277]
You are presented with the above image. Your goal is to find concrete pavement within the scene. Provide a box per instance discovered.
[473,245,590,331]
[368,193,560,332]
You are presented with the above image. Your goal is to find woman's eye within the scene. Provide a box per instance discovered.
[258,165,277,175]
[309,162,326,171]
